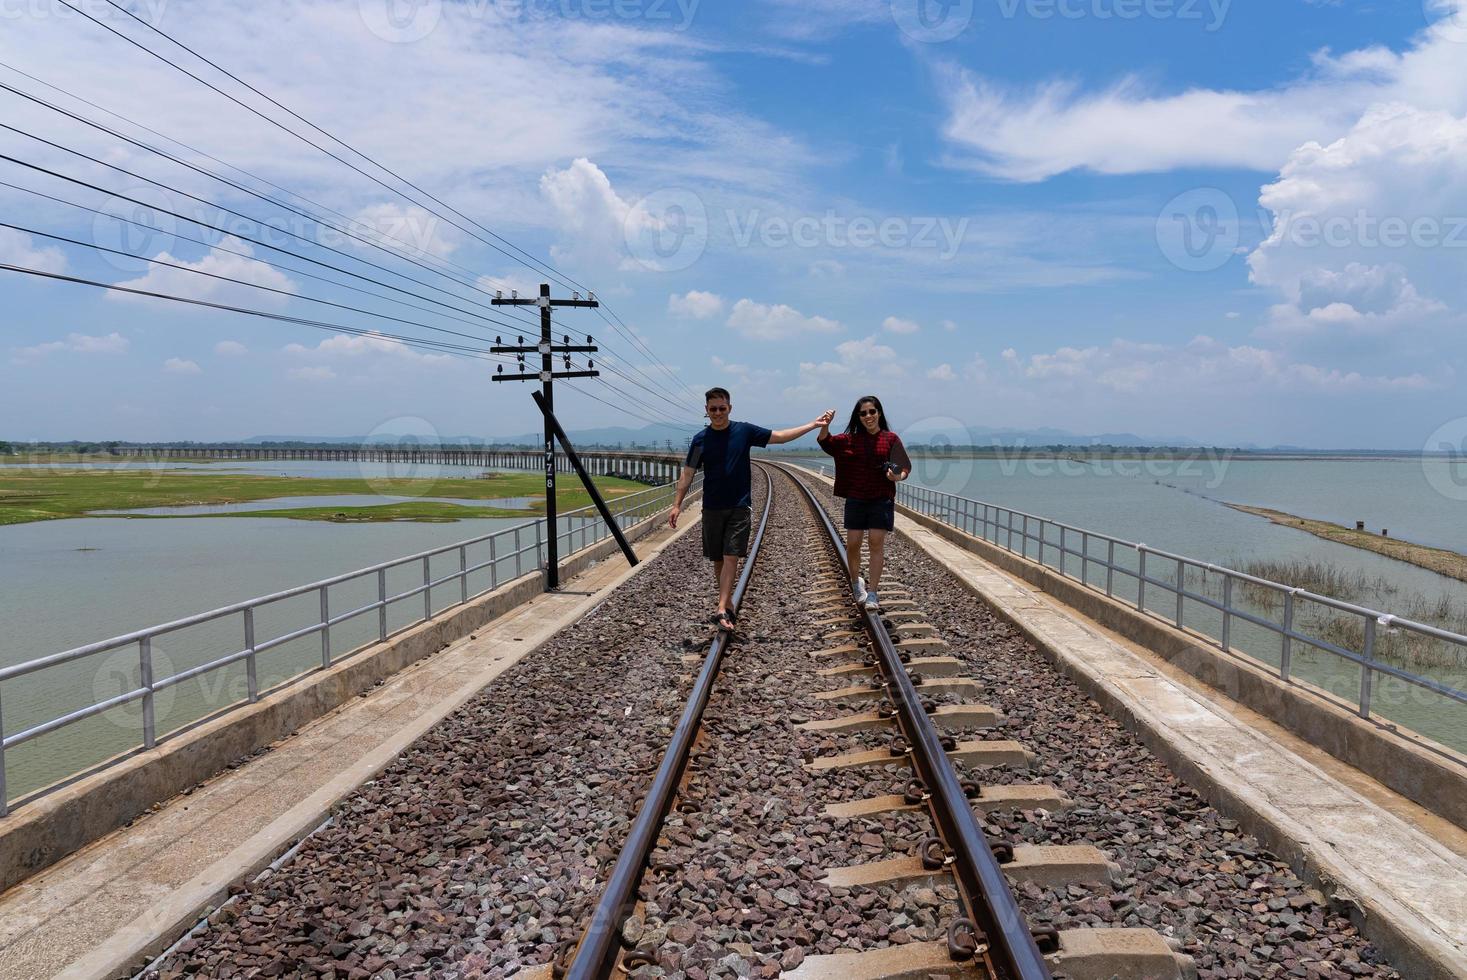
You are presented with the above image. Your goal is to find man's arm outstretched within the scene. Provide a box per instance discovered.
[769,410,836,445]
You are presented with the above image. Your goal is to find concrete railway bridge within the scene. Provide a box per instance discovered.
[113,445,685,484]
[1,460,1465,979]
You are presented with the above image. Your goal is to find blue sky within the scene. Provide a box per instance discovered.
[2,0,1466,448]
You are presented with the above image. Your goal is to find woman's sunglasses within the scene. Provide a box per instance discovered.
[858,409,880,417]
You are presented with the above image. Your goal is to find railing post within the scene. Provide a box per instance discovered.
[422,556,432,622]
[514,526,523,578]
[0,686,7,816]
[377,569,387,641]
[489,534,499,589]
[1281,591,1295,681]
[1060,526,1067,577]
[140,635,156,750]
[1105,539,1115,596]
[1360,616,1376,719]
[244,607,259,702]
[1175,558,1185,628]
[319,585,331,669]
[459,545,468,604]
[1221,575,1233,652]
[1137,547,1147,611]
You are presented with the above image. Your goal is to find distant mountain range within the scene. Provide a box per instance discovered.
[18,426,1426,453]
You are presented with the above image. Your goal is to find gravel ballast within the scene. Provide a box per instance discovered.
[146,467,1402,979]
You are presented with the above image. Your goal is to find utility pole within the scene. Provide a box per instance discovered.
[491,283,599,589]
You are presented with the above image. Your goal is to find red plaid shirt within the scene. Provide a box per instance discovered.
[818,429,906,500]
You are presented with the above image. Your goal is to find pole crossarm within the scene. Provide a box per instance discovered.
[490,345,597,354]
[492,370,599,382]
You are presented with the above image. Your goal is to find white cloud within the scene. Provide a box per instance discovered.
[726,299,841,340]
[0,228,66,274]
[784,335,910,401]
[214,340,248,356]
[12,332,128,362]
[937,9,1467,181]
[477,273,539,299]
[941,319,958,332]
[541,157,636,272]
[755,0,889,39]
[882,316,920,335]
[351,203,460,260]
[111,238,296,306]
[927,363,956,381]
[1248,104,1467,336]
[285,332,452,365]
[669,290,725,319]
[1008,336,1434,394]
[809,259,846,279]
[288,366,337,382]
[163,358,202,375]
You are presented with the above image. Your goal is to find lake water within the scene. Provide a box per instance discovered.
[91,494,536,516]
[4,454,1465,803]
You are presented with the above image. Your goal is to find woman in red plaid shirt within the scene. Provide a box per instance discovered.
[817,395,910,609]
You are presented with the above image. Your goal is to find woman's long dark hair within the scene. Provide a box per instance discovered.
[844,395,891,436]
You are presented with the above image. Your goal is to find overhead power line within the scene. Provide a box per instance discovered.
[0,262,507,359]
[56,0,696,407]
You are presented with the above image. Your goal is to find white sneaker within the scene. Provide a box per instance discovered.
[865,590,880,611]
[854,576,867,605]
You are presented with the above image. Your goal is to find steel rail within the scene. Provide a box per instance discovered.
[562,465,776,980]
[780,464,1052,980]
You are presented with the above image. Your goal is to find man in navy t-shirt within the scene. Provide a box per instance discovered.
[671,387,834,630]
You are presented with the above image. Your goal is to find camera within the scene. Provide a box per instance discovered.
[881,461,901,476]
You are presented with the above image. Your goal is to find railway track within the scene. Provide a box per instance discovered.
[548,464,1195,980]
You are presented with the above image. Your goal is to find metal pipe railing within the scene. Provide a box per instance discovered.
[801,465,1467,748]
[0,475,701,815]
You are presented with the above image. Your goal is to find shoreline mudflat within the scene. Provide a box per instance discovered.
[1227,503,1467,584]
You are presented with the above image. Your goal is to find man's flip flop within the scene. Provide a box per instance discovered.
[716,610,736,631]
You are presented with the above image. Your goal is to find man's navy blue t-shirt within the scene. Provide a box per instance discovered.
[685,420,772,510]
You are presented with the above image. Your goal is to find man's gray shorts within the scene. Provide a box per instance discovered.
[702,506,752,561]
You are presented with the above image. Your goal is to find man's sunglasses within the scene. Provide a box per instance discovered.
[858,409,880,417]
[706,406,730,413]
